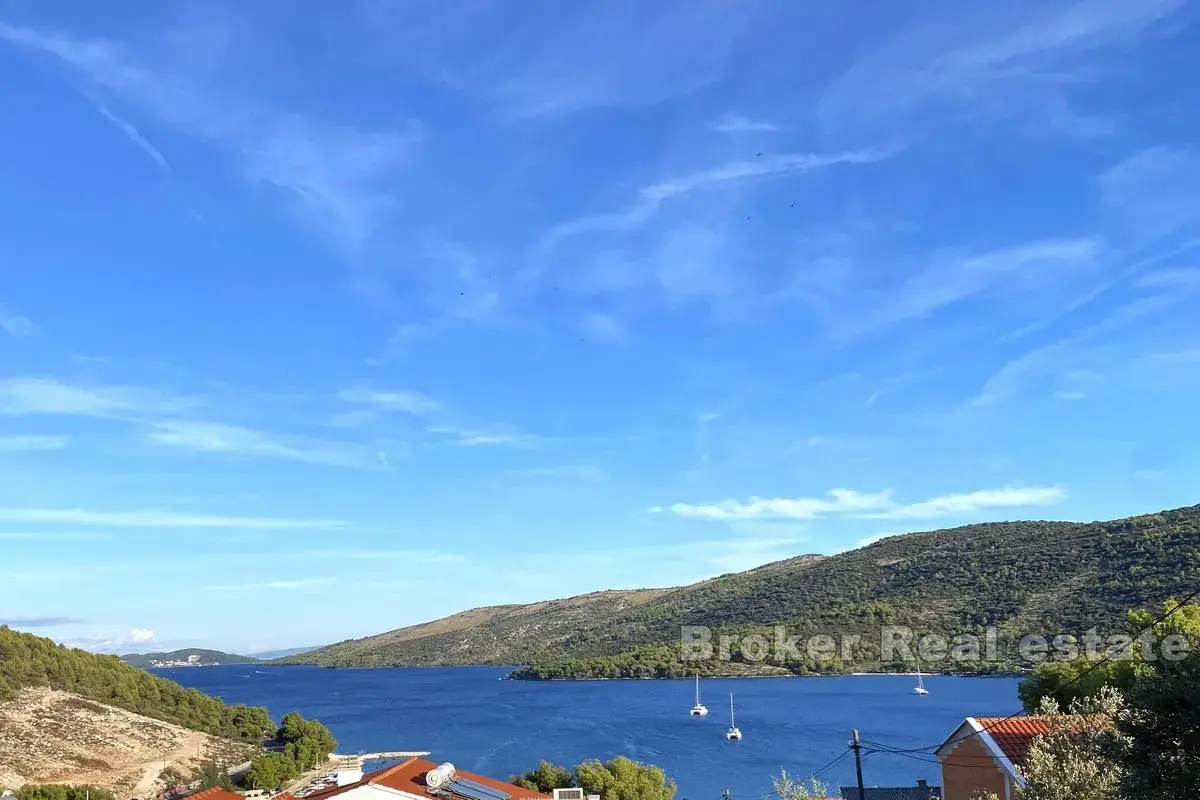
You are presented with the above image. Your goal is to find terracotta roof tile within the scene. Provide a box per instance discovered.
[187,788,244,800]
[974,716,1054,766]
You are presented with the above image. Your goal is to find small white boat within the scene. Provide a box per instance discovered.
[726,693,742,740]
[690,675,708,716]
[913,655,929,695]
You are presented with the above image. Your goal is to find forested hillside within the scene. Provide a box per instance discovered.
[284,505,1200,677]
[0,627,273,741]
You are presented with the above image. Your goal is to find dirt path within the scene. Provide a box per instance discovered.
[129,730,208,799]
[1,688,252,800]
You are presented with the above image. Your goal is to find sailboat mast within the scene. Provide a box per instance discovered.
[729,693,735,726]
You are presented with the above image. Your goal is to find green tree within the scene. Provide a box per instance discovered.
[510,761,574,793]
[770,769,828,800]
[511,758,674,800]
[1117,609,1200,798]
[574,757,675,800]
[245,753,300,791]
[16,786,115,800]
[1017,598,1200,712]
[195,760,235,791]
[1019,688,1128,800]
[1017,658,1135,713]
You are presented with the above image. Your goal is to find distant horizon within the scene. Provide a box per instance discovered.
[11,498,1196,655]
[3,0,1198,652]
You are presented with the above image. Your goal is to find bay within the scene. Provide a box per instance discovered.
[156,665,1021,799]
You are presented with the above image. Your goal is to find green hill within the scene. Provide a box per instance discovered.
[281,504,1200,677]
[120,648,258,668]
[0,627,273,740]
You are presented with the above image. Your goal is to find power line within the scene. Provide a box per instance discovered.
[725,747,854,800]
[856,583,1200,755]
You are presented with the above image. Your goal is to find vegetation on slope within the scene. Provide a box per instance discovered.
[277,588,676,668]
[8,786,115,800]
[120,649,257,668]
[285,505,1200,677]
[511,757,675,800]
[0,627,273,741]
[243,713,337,790]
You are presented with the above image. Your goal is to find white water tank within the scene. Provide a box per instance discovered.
[426,763,457,789]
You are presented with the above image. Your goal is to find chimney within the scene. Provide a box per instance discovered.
[917,780,927,787]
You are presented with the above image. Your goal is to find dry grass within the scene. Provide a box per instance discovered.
[0,688,253,799]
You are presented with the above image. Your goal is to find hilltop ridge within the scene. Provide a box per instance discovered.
[280,506,1200,676]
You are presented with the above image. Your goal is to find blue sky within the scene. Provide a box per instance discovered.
[1,0,1199,654]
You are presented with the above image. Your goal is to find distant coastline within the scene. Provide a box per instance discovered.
[508,669,1024,681]
[260,662,1023,679]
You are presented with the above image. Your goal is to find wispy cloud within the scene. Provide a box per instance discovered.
[0,377,192,419]
[851,532,900,550]
[205,577,337,593]
[504,464,606,482]
[659,485,1065,521]
[578,312,625,343]
[656,488,895,521]
[860,486,1066,519]
[299,548,465,564]
[0,532,110,541]
[0,507,345,529]
[0,306,38,339]
[427,424,540,448]
[338,386,441,419]
[357,0,759,119]
[545,535,811,580]
[795,238,1101,342]
[0,616,87,627]
[707,113,784,134]
[973,269,1200,405]
[0,20,415,254]
[819,0,1187,134]
[1101,147,1200,236]
[90,97,171,172]
[149,420,383,469]
[0,435,68,452]
[536,149,890,260]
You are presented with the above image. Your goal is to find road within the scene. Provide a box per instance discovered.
[129,731,208,799]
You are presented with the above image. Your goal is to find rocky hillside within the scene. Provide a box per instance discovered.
[0,687,251,799]
[279,588,679,667]
[0,627,274,741]
[282,505,1200,674]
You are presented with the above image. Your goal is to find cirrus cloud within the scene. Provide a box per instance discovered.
[658,485,1066,521]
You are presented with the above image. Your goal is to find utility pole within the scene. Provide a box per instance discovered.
[851,730,866,800]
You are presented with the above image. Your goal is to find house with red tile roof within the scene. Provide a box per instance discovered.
[934,716,1053,800]
[185,788,245,800]
[278,758,549,800]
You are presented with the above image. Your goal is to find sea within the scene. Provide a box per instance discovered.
[155,666,1021,800]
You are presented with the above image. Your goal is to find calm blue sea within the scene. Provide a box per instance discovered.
[155,666,1020,800]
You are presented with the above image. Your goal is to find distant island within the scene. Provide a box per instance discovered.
[120,648,259,668]
[248,646,317,660]
[277,503,1200,679]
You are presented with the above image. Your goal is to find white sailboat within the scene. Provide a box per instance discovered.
[690,675,709,716]
[913,654,929,695]
[725,693,742,740]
